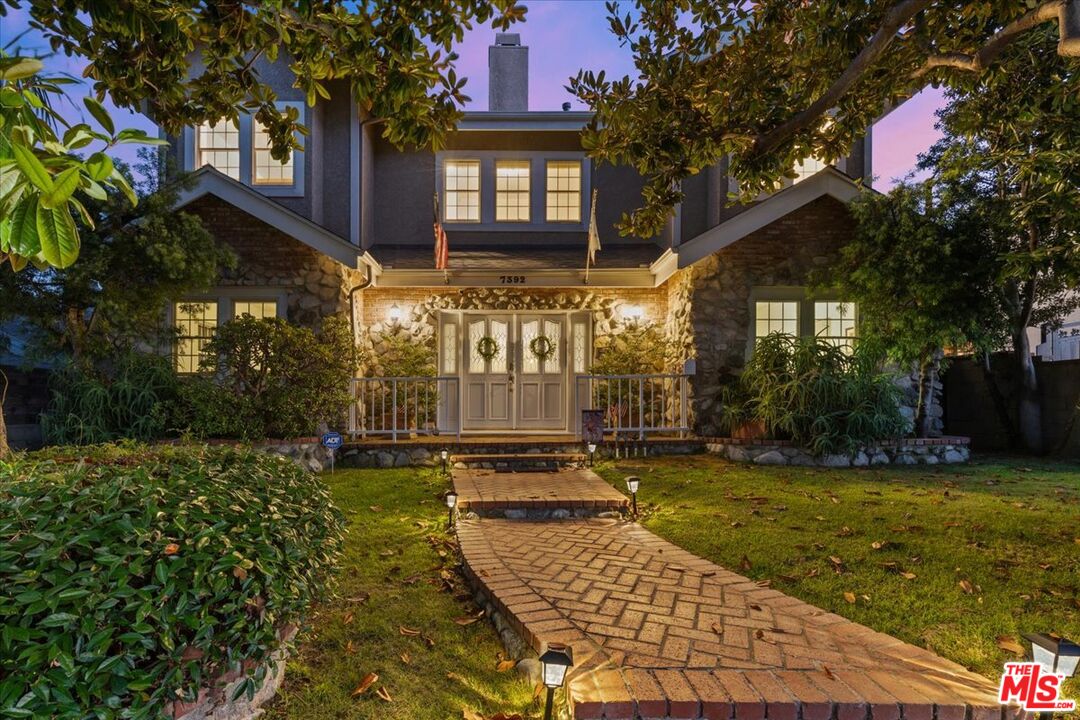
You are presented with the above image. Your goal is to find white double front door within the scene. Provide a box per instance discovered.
[440,311,590,432]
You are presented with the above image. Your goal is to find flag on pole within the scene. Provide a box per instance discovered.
[584,188,600,284]
[433,193,449,272]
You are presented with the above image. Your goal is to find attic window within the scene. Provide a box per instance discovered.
[196,121,240,180]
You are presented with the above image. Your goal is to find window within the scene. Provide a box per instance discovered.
[174,301,218,373]
[196,121,240,180]
[444,159,480,222]
[815,301,857,350]
[545,160,582,222]
[495,160,530,222]
[233,300,278,320]
[755,301,799,341]
[792,156,826,184]
[252,118,294,186]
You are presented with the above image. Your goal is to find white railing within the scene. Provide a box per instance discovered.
[573,373,690,440]
[349,377,460,441]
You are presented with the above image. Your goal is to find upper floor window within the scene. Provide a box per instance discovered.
[252,118,294,186]
[755,301,799,341]
[546,160,582,222]
[792,156,826,184]
[197,121,240,181]
[174,301,219,374]
[815,301,857,350]
[495,160,530,222]
[445,159,481,222]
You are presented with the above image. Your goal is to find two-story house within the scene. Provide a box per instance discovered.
[166,33,872,439]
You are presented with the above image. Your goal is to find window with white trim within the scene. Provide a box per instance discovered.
[814,301,857,351]
[174,301,219,373]
[545,160,582,222]
[196,121,240,180]
[444,159,481,222]
[754,301,799,341]
[233,300,278,320]
[252,118,294,186]
[792,156,826,184]
[495,160,530,222]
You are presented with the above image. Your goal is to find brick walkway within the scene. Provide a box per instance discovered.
[458,515,1011,719]
[453,469,629,514]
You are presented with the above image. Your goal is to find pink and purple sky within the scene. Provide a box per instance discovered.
[4,1,943,187]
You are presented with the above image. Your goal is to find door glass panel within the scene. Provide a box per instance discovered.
[572,321,587,374]
[442,321,457,374]
[544,319,561,373]
[521,320,539,374]
[469,320,486,373]
[490,320,508,373]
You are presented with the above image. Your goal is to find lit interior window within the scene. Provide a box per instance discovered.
[444,160,480,222]
[815,301,857,351]
[792,156,827,184]
[233,300,278,320]
[755,301,799,341]
[252,118,294,186]
[545,160,582,222]
[174,301,219,373]
[196,121,240,180]
[495,160,530,222]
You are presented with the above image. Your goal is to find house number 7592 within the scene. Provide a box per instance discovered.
[499,275,526,284]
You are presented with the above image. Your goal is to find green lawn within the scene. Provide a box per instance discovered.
[264,466,537,720]
[596,453,1080,695]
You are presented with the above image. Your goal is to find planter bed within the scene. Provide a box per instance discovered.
[703,436,972,466]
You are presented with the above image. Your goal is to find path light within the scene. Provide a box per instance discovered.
[625,476,641,517]
[440,448,449,474]
[445,490,458,530]
[1025,633,1080,677]
[539,643,574,720]
[586,442,596,467]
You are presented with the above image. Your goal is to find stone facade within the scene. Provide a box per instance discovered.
[704,436,971,466]
[183,196,366,330]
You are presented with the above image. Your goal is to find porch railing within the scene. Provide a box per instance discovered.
[348,376,461,441]
[573,373,690,440]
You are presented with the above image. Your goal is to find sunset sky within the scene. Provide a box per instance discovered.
[5,1,944,187]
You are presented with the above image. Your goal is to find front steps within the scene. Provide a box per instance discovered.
[450,452,586,471]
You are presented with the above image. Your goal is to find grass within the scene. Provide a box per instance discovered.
[596,453,1080,695]
[263,466,538,720]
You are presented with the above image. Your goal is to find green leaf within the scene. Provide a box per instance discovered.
[110,170,138,208]
[85,152,114,182]
[35,201,79,268]
[11,144,54,193]
[82,97,115,135]
[0,57,44,82]
[8,195,40,257]
[40,168,81,210]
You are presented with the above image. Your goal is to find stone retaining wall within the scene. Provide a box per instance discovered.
[704,436,971,467]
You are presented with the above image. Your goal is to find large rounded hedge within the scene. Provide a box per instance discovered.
[0,444,345,719]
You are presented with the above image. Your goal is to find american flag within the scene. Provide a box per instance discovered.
[433,193,449,270]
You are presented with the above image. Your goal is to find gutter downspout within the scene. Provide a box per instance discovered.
[349,262,373,370]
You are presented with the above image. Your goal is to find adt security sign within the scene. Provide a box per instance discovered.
[322,432,343,472]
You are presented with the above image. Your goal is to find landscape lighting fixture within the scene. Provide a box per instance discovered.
[445,490,458,529]
[387,303,403,323]
[539,643,574,720]
[586,442,596,466]
[625,476,641,517]
[440,448,449,474]
[1024,633,1080,677]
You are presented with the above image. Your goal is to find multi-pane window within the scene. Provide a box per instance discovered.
[233,300,278,320]
[196,121,240,180]
[174,301,219,373]
[495,160,530,222]
[815,301,857,350]
[792,156,826,184]
[252,119,294,185]
[444,160,481,222]
[754,301,799,341]
[545,160,582,222]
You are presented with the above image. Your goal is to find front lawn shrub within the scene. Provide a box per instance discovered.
[0,444,345,719]
[174,315,354,440]
[721,334,910,455]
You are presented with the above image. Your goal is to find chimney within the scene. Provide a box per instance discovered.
[488,33,528,112]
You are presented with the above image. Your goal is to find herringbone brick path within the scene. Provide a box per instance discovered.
[458,517,1013,719]
[453,469,629,513]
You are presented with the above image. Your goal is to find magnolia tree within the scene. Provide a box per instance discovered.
[571,0,1080,237]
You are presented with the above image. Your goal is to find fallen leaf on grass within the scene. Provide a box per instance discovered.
[496,659,517,672]
[399,626,421,636]
[900,572,917,580]
[870,540,891,550]
[346,593,370,604]
[996,636,1024,655]
[343,612,354,625]
[345,640,356,654]
[843,592,856,604]
[351,672,378,697]
[739,555,752,571]
[455,616,480,626]
[376,686,393,702]
[369,505,382,512]
[422,633,436,647]
[959,579,975,595]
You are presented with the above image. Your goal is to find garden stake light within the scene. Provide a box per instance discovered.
[445,490,457,530]
[1024,633,1080,677]
[586,442,596,467]
[440,448,449,474]
[539,643,574,720]
[625,476,640,517]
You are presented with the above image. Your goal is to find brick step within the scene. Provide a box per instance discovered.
[450,452,585,472]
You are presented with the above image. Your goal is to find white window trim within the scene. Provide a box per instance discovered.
[167,288,289,359]
[435,150,590,232]
[747,287,859,358]
[183,102,305,198]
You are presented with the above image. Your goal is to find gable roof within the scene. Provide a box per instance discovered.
[173,167,365,267]
[673,167,869,269]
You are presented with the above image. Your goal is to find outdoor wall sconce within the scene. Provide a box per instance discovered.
[440,448,449,474]
[445,490,458,529]
[586,442,596,467]
[539,642,574,720]
[620,304,645,323]
[387,303,403,323]
[1025,633,1080,677]
[625,476,640,517]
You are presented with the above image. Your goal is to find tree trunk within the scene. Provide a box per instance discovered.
[916,358,940,438]
[979,351,1022,449]
[0,369,10,459]
[1012,328,1043,453]
[914,359,929,438]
